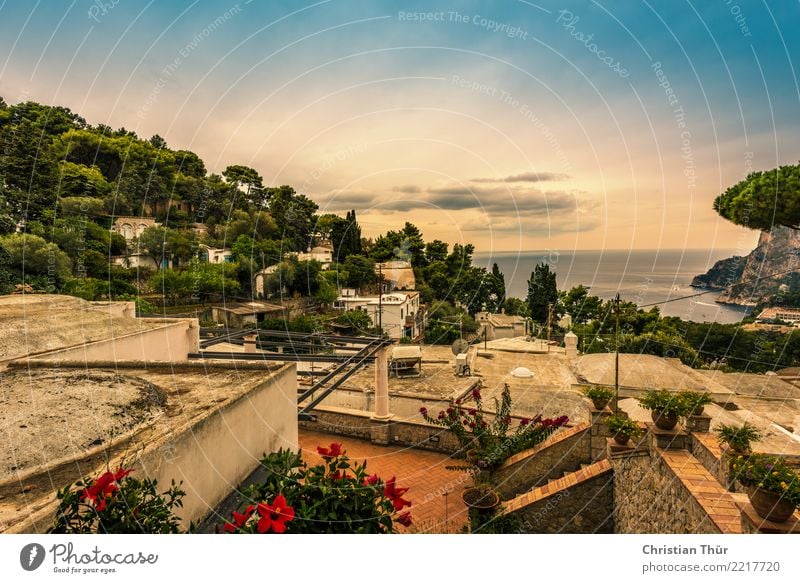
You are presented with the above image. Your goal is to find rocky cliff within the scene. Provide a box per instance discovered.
[691,226,800,306]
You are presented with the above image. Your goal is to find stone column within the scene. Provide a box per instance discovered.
[374,347,390,419]
[244,334,257,354]
[370,346,392,445]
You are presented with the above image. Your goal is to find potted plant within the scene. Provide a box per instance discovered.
[638,390,689,430]
[420,384,569,473]
[679,390,714,416]
[582,385,615,410]
[605,414,642,445]
[461,484,501,514]
[730,454,799,522]
[715,422,762,455]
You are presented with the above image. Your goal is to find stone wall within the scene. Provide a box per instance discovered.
[493,422,590,499]
[613,445,740,534]
[501,459,614,533]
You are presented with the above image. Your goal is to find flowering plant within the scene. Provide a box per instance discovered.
[731,454,800,506]
[221,444,412,533]
[420,384,569,471]
[49,467,186,533]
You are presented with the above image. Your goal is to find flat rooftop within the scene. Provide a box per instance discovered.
[0,295,169,364]
[0,359,291,532]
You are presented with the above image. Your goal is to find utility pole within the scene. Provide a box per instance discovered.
[613,293,621,413]
[546,302,553,352]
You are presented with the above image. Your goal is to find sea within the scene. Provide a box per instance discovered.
[472,248,752,324]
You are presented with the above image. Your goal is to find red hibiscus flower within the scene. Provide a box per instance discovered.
[362,473,379,486]
[383,477,411,511]
[317,443,344,460]
[223,505,255,533]
[256,494,295,534]
[329,470,347,481]
[396,511,413,527]
[81,467,132,512]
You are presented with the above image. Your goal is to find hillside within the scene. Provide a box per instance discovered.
[692,226,800,306]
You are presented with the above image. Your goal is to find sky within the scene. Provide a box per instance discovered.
[1,0,798,254]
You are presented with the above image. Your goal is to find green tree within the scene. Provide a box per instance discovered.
[713,163,800,231]
[527,262,558,324]
[343,254,375,290]
[223,165,266,206]
[0,233,71,290]
[425,239,448,263]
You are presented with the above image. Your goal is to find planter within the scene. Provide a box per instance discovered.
[651,410,679,431]
[592,398,611,410]
[462,486,500,513]
[613,433,631,445]
[749,487,797,523]
[690,406,705,416]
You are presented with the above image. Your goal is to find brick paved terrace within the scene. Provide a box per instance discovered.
[299,429,469,533]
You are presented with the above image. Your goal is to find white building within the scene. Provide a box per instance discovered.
[293,245,333,269]
[475,309,527,340]
[111,216,159,241]
[334,291,422,340]
[199,244,234,264]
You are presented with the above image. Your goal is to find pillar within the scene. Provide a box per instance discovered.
[565,331,578,359]
[244,334,257,354]
[374,347,390,419]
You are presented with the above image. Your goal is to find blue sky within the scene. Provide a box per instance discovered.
[2,0,798,252]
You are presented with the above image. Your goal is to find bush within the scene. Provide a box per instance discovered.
[221,445,412,533]
[49,468,186,533]
[730,454,800,506]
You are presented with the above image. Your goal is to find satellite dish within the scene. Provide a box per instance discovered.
[451,339,469,355]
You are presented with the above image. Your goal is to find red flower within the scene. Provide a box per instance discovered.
[256,494,295,534]
[383,477,411,511]
[80,467,132,512]
[396,511,413,527]
[317,443,344,460]
[472,388,481,400]
[455,398,461,405]
[223,505,255,533]
[468,408,477,416]
[419,407,428,416]
[520,418,530,426]
[362,473,379,486]
[330,470,347,481]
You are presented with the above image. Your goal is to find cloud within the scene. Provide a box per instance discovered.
[392,185,422,193]
[426,185,581,214]
[470,171,571,183]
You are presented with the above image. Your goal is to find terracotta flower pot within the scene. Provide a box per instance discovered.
[462,487,500,513]
[749,487,797,523]
[651,410,679,431]
[613,433,631,445]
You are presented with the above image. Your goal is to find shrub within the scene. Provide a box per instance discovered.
[221,445,412,534]
[49,468,186,533]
